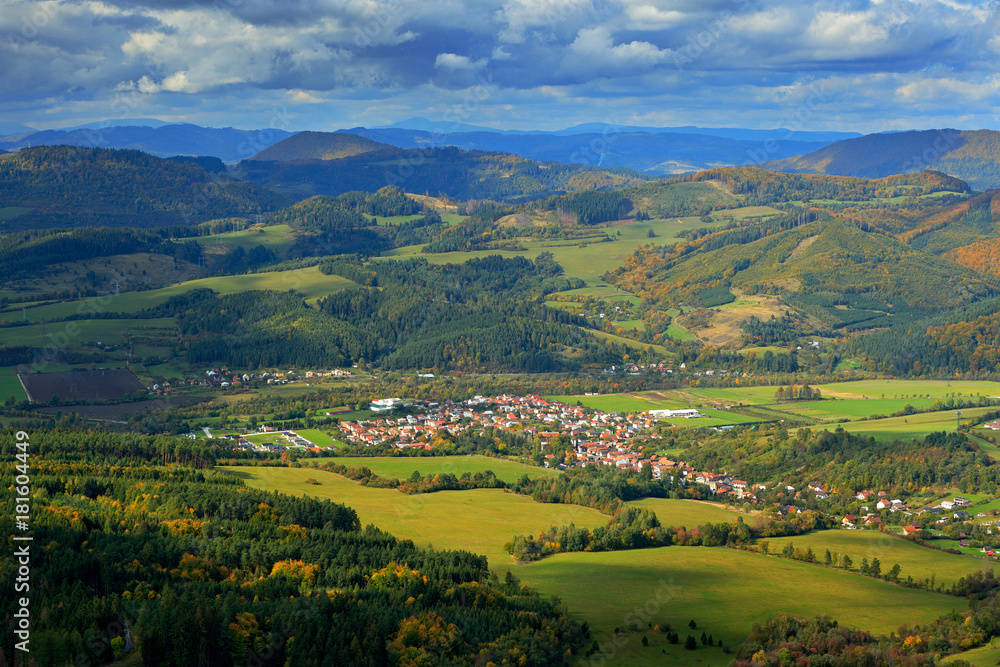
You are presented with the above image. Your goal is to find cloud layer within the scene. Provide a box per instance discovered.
[2,0,999,132]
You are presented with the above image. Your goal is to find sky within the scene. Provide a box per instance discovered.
[2,0,1000,134]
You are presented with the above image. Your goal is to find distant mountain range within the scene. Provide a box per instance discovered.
[0,117,856,174]
[760,129,1000,190]
[335,126,838,174]
[0,123,294,162]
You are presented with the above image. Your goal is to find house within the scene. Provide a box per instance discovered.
[940,500,955,510]
[903,525,920,534]
[954,496,971,506]
[876,499,893,510]
[842,514,856,526]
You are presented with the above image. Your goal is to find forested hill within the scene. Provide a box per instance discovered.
[0,146,291,229]
[247,131,400,162]
[237,145,651,202]
[760,129,1000,190]
[0,431,584,666]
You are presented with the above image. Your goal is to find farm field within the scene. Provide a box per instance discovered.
[544,392,686,413]
[288,428,344,448]
[764,529,995,589]
[626,498,747,527]
[0,369,26,402]
[0,317,177,350]
[516,547,964,667]
[816,406,998,441]
[323,454,555,484]
[587,329,669,355]
[225,465,609,570]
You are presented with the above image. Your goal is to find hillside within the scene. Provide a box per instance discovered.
[0,146,290,228]
[238,145,652,201]
[761,129,1000,190]
[607,213,1000,342]
[0,123,296,162]
[248,131,398,161]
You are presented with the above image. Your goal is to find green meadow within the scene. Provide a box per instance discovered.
[323,454,556,484]
[765,529,994,589]
[381,216,731,286]
[13,265,361,322]
[197,224,297,256]
[516,547,961,667]
[231,466,966,666]
[223,465,609,569]
[626,497,747,527]
[817,406,998,441]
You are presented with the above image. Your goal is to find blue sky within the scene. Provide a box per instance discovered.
[2,0,999,133]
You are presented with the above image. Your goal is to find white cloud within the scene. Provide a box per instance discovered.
[434,53,488,70]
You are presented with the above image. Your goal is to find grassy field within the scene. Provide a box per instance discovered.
[545,392,686,413]
[818,406,998,441]
[13,265,361,322]
[587,329,669,355]
[323,454,556,484]
[517,547,963,667]
[0,206,31,219]
[0,369,26,401]
[0,317,177,350]
[198,224,297,256]
[765,529,995,589]
[224,465,609,570]
[947,642,1000,666]
[290,428,345,448]
[230,466,968,667]
[381,216,731,286]
[626,498,747,527]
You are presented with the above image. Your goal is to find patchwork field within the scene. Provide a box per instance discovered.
[232,465,968,666]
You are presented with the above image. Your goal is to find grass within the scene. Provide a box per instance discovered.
[13,265,361,321]
[626,498,747,527]
[230,466,968,667]
[588,329,669,355]
[0,206,31,220]
[381,217,732,286]
[289,428,344,448]
[198,224,297,256]
[816,406,998,441]
[0,317,177,350]
[0,369,26,401]
[946,642,1000,666]
[322,455,555,484]
[765,530,995,589]
[224,465,609,571]
[516,547,963,666]
[545,393,685,413]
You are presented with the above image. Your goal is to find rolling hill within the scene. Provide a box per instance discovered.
[0,145,290,229]
[247,131,398,162]
[0,123,295,162]
[761,129,1000,190]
